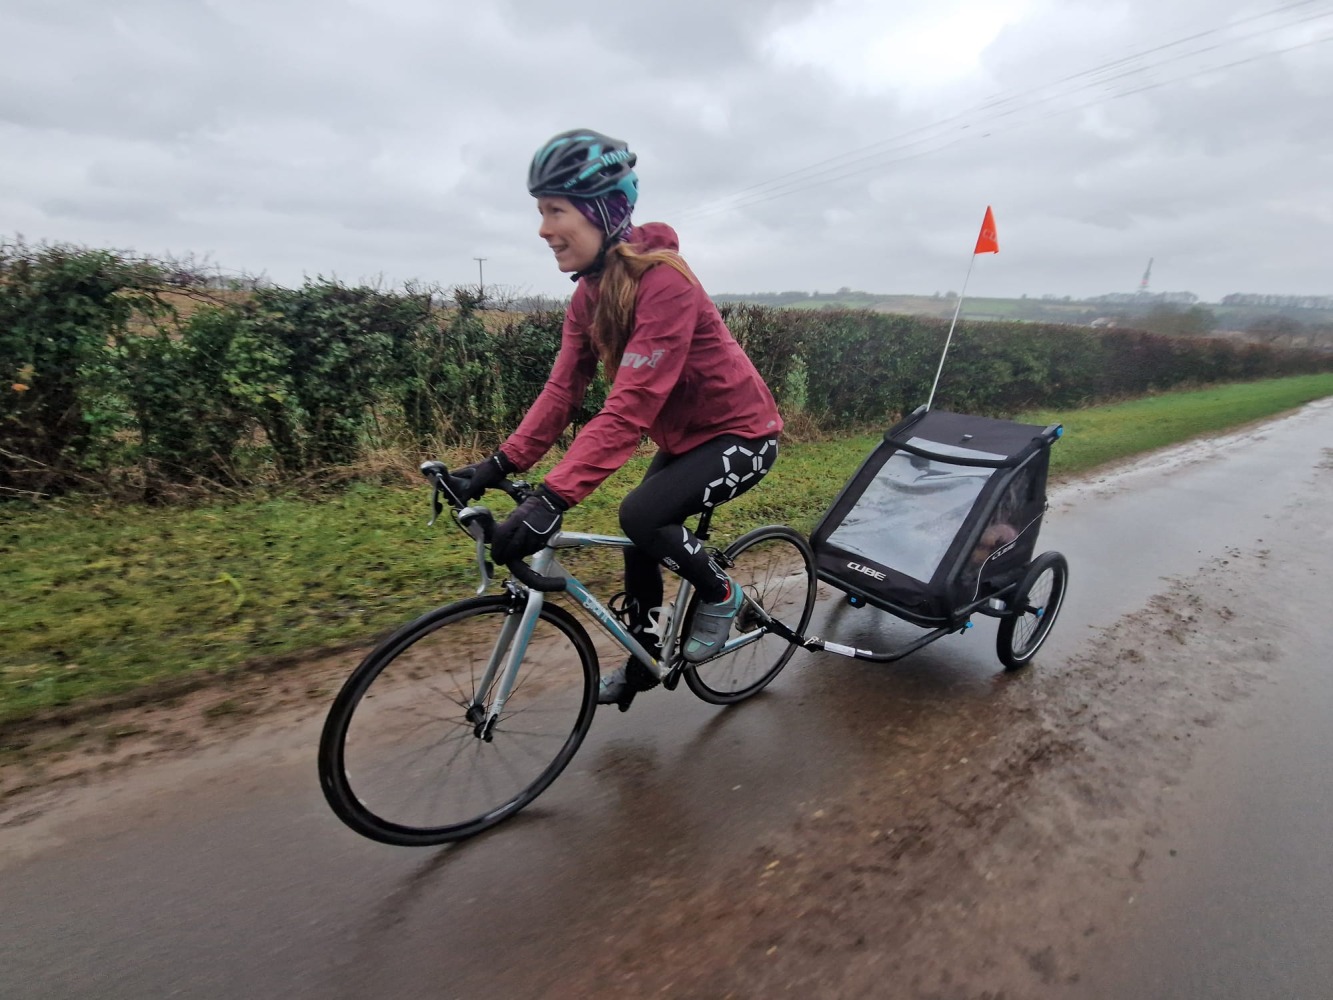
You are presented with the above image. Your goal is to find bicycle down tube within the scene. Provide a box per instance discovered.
[487,529,784,708]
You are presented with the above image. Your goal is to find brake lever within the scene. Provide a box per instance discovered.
[427,481,445,527]
[459,508,493,594]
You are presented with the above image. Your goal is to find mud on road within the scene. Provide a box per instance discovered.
[541,547,1282,1000]
[3,441,1329,1000]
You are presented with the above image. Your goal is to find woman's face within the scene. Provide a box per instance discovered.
[537,196,603,274]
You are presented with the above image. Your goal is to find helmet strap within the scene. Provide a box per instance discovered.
[571,235,615,282]
[570,222,631,282]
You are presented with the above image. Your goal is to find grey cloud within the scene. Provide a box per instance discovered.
[2,0,1330,302]
[42,194,178,225]
[495,0,815,72]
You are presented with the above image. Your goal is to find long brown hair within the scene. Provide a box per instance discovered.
[590,242,696,373]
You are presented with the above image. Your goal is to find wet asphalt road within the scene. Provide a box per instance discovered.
[1066,596,1333,1000]
[1056,405,1333,1000]
[3,400,1332,999]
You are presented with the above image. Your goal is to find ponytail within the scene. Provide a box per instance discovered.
[590,243,695,373]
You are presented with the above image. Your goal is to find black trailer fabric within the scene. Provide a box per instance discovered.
[811,409,1053,624]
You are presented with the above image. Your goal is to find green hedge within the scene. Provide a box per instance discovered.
[4,242,1330,499]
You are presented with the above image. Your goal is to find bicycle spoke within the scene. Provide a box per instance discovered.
[319,597,595,843]
[685,527,816,705]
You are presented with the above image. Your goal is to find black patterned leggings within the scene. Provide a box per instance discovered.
[617,434,778,648]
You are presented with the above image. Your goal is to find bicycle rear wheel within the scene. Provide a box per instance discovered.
[684,525,817,705]
[318,596,597,846]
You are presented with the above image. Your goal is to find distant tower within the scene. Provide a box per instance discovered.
[1138,257,1154,295]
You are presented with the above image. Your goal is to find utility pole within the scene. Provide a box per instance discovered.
[474,257,487,304]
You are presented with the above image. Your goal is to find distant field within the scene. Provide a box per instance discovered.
[755,294,1130,325]
[730,292,1333,334]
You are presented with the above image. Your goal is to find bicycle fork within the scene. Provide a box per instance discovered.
[469,588,547,742]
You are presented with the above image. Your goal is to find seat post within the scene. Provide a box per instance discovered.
[695,506,715,541]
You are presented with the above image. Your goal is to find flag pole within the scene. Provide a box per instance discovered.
[925,254,976,412]
[926,205,997,412]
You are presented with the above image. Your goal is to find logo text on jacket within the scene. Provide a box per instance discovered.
[621,350,665,369]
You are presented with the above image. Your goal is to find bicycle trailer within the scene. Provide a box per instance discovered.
[805,406,1066,666]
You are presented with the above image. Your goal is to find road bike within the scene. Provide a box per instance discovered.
[318,462,818,846]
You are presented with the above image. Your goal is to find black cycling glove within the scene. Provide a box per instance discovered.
[453,452,515,502]
[492,486,570,563]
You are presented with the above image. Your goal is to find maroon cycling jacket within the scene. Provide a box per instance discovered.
[500,222,783,505]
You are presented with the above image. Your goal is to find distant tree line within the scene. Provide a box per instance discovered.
[1223,293,1333,310]
[1088,291,1200,305]
[1112,303,1333,348]
[724,288,1333,313]
[4,241,1331,502]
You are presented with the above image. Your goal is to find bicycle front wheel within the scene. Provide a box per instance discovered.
[318,596,597,846]
[684,525,817,705]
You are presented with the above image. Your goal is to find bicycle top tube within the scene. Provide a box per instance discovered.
[550,530,635,550]
[551,503,716,551]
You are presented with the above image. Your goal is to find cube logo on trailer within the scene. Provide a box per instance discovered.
[847,562,886,581]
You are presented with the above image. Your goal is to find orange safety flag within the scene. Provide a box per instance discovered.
[974,205,999,255]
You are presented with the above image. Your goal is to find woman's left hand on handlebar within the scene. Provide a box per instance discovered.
[453,452,515,502]
[491,485,570,562]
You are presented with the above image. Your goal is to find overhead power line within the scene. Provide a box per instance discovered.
[671,0,1333,224]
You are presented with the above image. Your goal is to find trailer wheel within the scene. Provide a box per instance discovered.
[996,551,1068,670]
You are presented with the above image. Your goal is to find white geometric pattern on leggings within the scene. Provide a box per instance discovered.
[680,525,703,556]
[701,438,776,508]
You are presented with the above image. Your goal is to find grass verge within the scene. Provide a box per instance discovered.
[4,373,1332,727]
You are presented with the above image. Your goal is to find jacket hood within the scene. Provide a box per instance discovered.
[574,222,682,288]
[629,222,680,253]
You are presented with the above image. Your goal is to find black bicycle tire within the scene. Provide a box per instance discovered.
[683,524,817,705]
[318,595,598,846]
[996,551,1069,671]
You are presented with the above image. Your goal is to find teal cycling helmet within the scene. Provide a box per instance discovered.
[528,129,639,207]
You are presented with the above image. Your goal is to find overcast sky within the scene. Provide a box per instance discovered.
[3,0,1330,303]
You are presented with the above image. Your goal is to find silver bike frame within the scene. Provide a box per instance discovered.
[477,529,771,726]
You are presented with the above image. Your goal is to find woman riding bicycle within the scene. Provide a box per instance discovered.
[457,128,782,711]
